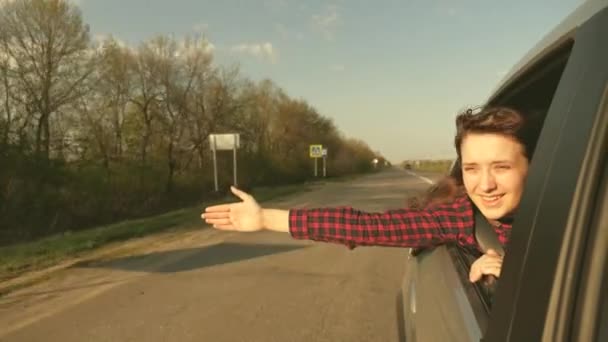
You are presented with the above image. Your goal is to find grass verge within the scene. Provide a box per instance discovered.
[0,182,312,285]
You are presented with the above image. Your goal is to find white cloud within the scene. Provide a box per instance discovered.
[90,33,134,54]
[93,33,128,47]
[231,42,278,63]
[193,22,209,33]
[175,37,215,59]
[311,5,341,41]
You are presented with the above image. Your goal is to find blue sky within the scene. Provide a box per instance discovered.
[77,0,582,162]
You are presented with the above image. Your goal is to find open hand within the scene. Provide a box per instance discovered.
[201,186,264,232]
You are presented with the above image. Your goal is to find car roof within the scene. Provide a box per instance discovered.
[486,0,608,104]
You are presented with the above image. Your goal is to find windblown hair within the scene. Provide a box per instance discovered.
[407,106,542,209]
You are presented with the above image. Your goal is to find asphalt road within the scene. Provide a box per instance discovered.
[0,168,442,342]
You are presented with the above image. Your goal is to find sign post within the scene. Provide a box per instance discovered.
[209,133,240,191]
[233,134,238,186]
[322,148,328,177]
[309,144,323,177]
[212,136,219,191]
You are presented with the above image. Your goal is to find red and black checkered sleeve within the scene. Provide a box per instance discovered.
[288,196,474,249]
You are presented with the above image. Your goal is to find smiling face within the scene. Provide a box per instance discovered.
[460,133,530,220]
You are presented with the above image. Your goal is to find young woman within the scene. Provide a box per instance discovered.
[202,106,541,283]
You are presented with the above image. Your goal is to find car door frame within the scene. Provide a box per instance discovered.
[484,6,608,342]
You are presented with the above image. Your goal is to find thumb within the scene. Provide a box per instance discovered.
[230,186,251,201]
[469,265,481,283]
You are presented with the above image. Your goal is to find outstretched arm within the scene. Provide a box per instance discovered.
[202,187,473,249]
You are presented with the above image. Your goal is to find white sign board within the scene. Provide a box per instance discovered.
[322,148,328,156]
[208,133,240,191]
[209,133,240,151]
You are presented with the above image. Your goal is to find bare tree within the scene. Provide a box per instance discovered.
[0,51,12,150]
[184,64,243,171]
[151,35,184,192]
[129,38,163,170]
[0,0,95,159]
[71,36,135,169]
[98,37,133,161]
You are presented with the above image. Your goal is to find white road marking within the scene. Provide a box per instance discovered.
[404,170,435,184]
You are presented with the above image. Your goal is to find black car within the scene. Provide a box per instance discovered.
[397,1,608,341]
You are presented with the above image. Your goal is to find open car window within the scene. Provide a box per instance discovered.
[445,40,575,311]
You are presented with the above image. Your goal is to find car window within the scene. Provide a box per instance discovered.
[446,40,575,310]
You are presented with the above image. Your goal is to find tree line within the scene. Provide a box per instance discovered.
[0,0,384,245]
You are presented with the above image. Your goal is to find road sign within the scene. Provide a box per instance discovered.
[209,133,240,191]
[322,148,328,156]
[209,133,240,151]
[309,144,323,158]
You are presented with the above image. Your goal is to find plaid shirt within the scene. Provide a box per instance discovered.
[288,195,512,251]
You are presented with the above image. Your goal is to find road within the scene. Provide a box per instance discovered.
[0,168,442,342]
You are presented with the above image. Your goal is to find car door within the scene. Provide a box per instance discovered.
[397,245,490,342]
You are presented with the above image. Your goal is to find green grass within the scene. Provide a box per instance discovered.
[0,183,311,283]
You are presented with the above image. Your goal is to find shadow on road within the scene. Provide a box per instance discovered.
[74,242,308,274]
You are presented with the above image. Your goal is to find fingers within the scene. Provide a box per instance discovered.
[470,262,502,282]
[204,204,233,213]
[213,223,236,230]
[469,265,482,282]
[470,264,501,282]
[480,264,502,278]
[469,253,503,282]
[202,210,232,226]
[202,212,230,219]
[204,217,232,226]
[472,262,501,280]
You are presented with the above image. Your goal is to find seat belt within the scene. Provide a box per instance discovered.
[474,208,505,256]
[473,208,505,291]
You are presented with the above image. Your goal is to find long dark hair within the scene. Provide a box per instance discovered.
[408,106,541,209]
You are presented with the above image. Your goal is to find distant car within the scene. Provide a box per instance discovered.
[396,1,608,341]
[404,163,412,170]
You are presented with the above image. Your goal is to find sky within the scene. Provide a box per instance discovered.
[75,0,583,163]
